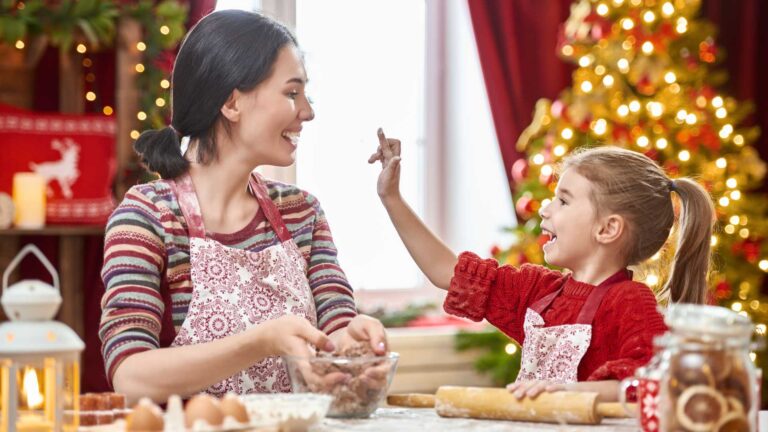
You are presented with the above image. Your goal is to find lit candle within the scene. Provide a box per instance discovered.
[16,413,52,432]
[12,172,46,228]
[16,369,51,431]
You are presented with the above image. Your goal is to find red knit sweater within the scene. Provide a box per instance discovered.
[444,252,667,381]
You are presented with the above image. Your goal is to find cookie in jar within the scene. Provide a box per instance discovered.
[659,304,757,432]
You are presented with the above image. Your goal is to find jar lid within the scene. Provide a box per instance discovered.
[665,304,753,338]
[652,332,672,347]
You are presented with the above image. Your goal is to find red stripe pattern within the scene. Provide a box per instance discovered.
[99,178,357,382]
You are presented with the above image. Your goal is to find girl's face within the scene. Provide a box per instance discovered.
[538,169,600,270]
[231,45,314,166]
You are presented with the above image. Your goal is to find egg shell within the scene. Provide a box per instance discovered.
[126,399,164,431]
[220,394,249,423]
[185,393,224,428]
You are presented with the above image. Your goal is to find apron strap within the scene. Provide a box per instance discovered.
[575,269,632,324]
[169,173,207,239]
[247,172,293,243]
[529,279,568,315]
[171,172,292,243]
[529,269,632,323]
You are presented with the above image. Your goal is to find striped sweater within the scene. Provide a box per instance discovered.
[99,177,357,383]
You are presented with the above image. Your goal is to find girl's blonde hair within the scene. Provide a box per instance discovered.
[559,146,714,304]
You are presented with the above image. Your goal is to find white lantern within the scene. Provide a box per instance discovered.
[0,245,84,432]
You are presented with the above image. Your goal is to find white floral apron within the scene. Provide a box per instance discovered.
[169,172,317,396]
[516,270,630,383]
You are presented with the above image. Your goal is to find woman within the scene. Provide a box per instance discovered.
[99,10,387,404]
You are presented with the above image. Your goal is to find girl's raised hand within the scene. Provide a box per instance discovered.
[368,128,402,201]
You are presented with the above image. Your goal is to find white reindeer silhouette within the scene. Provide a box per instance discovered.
[30,138,81,199]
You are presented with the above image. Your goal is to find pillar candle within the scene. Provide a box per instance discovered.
[12,172,46,229]
[16,413,52,432]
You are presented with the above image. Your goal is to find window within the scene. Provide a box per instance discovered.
[215,0,515,297]
[295,0,427,290]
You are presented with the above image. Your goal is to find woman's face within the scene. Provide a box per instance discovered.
[231,45,314,166]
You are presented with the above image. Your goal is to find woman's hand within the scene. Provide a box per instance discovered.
[331,315,391,392]
[331,314,388,355]
[257,315,335,357]
[507,380,568,399]
[368,128,402,202]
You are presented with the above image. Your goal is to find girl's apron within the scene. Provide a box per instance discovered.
[516,270,630,383]
[169,172,317,395]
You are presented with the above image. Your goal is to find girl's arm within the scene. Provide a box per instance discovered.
[369,128,458,290]
[112,315,334,405]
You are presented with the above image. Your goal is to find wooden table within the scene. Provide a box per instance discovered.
[0,225,104,339]
[317,407,640,431]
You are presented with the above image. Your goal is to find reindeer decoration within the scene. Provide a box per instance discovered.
[29,138,81,199]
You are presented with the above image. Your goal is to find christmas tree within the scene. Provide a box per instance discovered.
[463,0,767,405]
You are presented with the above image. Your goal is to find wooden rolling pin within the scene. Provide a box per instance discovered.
[387,387,636,425]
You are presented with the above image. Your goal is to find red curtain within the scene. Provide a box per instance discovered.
[701,0,768,179]
[468,0,768,191]
[467,0,575,191]
[20,0,215,393]
[188,0,216,28]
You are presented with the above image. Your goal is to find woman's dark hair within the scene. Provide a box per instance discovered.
[133,10,298,178]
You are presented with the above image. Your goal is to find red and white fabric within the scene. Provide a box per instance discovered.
[169,172,317,396]
[0,105,116,224]
[516,270,631,383]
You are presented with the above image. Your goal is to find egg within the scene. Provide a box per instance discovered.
[125,398,164,431]
[220,394,249,423]
[184,393,224,428]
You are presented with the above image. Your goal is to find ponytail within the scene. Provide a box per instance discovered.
[660,178,715,304]
[130,10,297,180]
[133,126,190,179]
[561,147,714,305]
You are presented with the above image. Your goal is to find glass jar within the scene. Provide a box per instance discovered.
[621,333,673,431]
[659,304,757,432]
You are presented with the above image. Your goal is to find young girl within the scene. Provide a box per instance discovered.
[369,129,714,402]
[99,11,387,404]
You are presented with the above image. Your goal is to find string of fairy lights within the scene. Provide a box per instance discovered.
[129,31,173,142]
[15,42,171,123]
[8,0,186,147]
[502,0,768,332]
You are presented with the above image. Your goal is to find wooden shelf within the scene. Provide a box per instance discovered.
[0,225,104,236]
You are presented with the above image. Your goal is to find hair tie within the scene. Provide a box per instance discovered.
[669,179,678,193]
[179,136,191,156]
[167,125,190,156]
